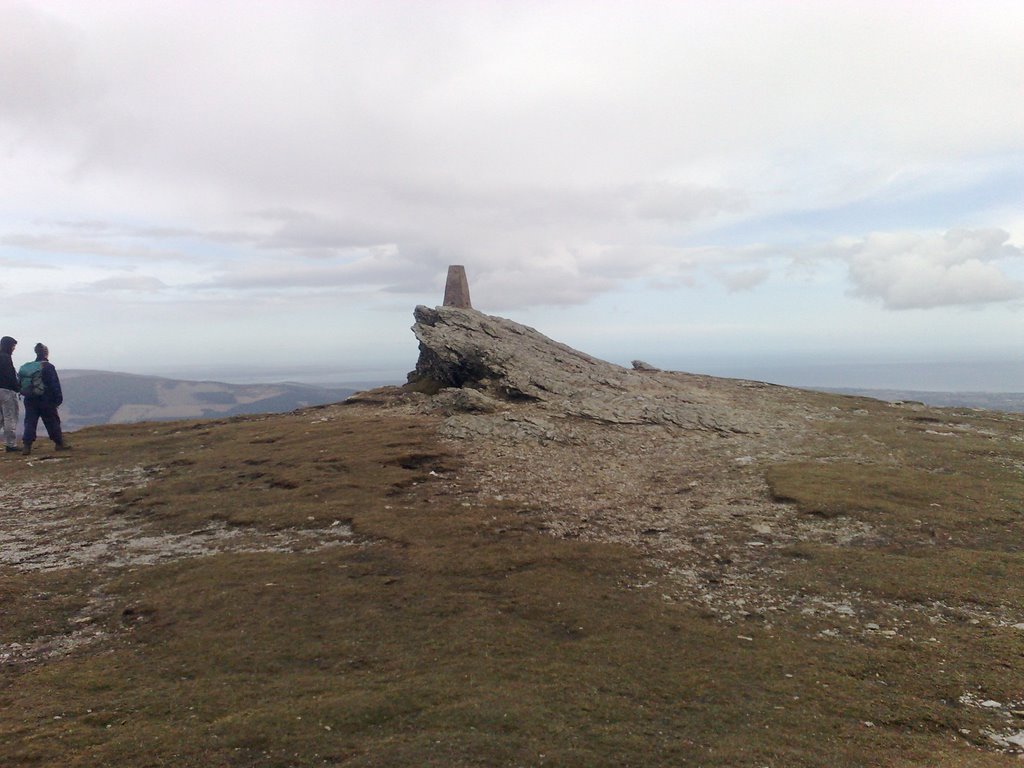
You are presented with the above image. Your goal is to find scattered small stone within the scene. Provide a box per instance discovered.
[987,730,1024,749]
[631,360,660,372]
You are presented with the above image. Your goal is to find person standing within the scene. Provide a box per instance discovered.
[0,336,19,453]
[19,343,69,455]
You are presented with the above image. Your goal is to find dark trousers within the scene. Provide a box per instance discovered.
[23,400,63,445]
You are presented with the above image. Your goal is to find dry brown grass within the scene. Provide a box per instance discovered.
[0,393,1021,766]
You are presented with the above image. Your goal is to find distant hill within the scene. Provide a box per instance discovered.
[56,370,356,431]
[820,387,1024,412]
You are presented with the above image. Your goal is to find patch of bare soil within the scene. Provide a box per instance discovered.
[0,465,356,576]
[0,430,361,669]
[431,380,882,617]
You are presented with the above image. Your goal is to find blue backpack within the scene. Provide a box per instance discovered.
[18,361,45,398]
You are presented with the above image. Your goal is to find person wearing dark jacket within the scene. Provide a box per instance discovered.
[19,343,69,456]
[0,336,19,452]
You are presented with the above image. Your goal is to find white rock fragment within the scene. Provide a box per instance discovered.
[988,730,1024,749]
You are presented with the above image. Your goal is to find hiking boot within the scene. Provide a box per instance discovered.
[4,446,18,453]
[55,443,72,451]
[21,443,31,456]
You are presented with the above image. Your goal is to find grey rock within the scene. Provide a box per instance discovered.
[409,305,636,400]
[408,305,754,433]
[431,387,500,414]
[631,360,660,371]
[441,413,565,443]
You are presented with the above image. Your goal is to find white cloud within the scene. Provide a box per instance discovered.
[1,2,1023,373]
[1,232,184,261]
[79,274,167,293]
[841,229,1024,309]
[717,267,772,293]
[0,3,91,129]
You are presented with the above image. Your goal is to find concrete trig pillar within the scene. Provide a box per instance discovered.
[443,265,472,309]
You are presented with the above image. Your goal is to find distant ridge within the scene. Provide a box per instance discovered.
[57,370,355,431]
[819,386,1024,413]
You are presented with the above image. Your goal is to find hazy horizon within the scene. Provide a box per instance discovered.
[97,355,1024,395]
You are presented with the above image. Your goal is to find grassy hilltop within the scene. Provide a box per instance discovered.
[1,378,1023,766]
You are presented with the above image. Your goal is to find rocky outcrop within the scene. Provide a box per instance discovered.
[407,305,740,432]
[409,305,638,399]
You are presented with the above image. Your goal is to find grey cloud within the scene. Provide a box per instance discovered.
[177,180,746,308]
[717,267,772,293]
[473,268,618,311]
[0,255,57,270]
[380,180,745,232]
[252,209,399,253]
[628,182,747,223]
[841,229,1024,309]
[0,5,86,124]
[79,275,168,293]
[53,219,208,241]
[1,232,183,261]
[194,246,439,293]
[6,3,1019,327]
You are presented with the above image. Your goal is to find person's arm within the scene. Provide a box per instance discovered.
[44,364,63,406]
[1,357,16,390]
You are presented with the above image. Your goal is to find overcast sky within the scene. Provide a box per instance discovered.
[2,1,1022,385]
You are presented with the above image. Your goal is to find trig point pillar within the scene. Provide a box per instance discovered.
[443,265,472,309]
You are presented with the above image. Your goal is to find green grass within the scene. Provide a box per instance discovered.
[1,396,1020,766]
